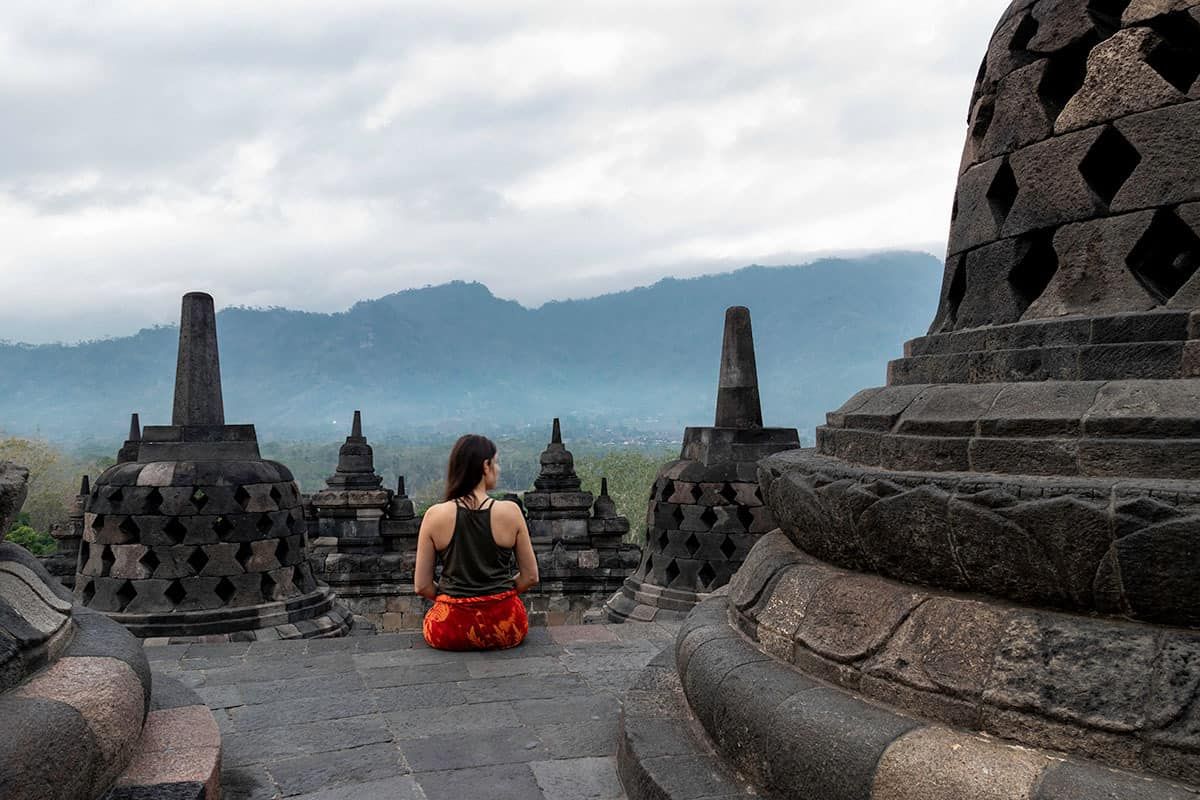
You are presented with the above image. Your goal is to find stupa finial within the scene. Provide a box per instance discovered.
[552,417,562,444]
[171,292,225,426]
[714,306,763,429]
[128,413,141,442]
[351,410,363,439]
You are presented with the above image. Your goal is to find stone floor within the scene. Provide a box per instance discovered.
[146,622,680,800]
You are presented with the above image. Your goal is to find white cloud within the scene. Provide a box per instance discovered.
[0,0,1007,343]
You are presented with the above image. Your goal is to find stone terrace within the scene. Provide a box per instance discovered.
[146,623,679,800]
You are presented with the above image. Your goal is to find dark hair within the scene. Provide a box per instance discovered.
[444,434,498,506]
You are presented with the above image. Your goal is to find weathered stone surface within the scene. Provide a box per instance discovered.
[795,575,925,665]
[872,726,1048,800]
[0,463,30,539]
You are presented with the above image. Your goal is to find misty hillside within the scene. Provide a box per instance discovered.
[0,253,943,445]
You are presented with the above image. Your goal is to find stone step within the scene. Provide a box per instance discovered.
[617,648,761,800]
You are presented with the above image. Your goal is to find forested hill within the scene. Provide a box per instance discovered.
[0,252,943,444]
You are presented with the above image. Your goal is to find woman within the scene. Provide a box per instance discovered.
[414,434,539,650]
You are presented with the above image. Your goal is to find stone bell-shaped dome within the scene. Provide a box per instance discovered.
[934,0,1200,332]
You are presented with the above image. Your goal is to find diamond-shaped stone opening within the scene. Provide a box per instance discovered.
[78,541,90,572]
[720,536,737,560]
[737,506,756,530]
[660,480,675,502]
[276,538,290,565]
[657,529,670,550]
[287,512,302,533]
[187,548,209,575]
[145,488,163,513]
[970,96,995,144]
[213,516,235,537]
[1127,209,1200,303]
[664,559,681,586]
[269,487,283,507]
[1145,13,1200,93]
[684,533,701,557]
[689,484,703,502]
[1079,126,1141,207]
[261,572,277,601]
[107,487,124,504]
[118,516,140,538]
[165,518,188,545]
[215,577,236,606]
[1009,12,1039,51]
[234,486,251,510]
[699,563,717,589]
[1086,0,1129,39]
[720,483,738,504]
[699,507,719,529]
[139,549,161,574]
[116,580,136,612]
[257,514,274,535]
[165,580,187,606]
[91,513,105,531]
[753,487,764,504]
[1038,43,1091,118]
[293,565,309,593]
[190,488,209,512]
[670,506,685,527]
[81,579,95,606]
[987,160,1019,226]
[1009,231,1060,309]
[236,542,254,568]
[100,545,115,576]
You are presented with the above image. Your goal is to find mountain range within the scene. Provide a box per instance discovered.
[0,252,944,446]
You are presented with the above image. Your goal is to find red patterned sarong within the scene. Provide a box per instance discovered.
[422,589,528,651]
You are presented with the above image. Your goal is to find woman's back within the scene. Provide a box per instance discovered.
[437,498,516,598]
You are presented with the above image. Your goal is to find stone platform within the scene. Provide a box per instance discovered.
[148,621,678,800]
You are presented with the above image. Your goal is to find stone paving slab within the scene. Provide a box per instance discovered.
[150,621,679,799]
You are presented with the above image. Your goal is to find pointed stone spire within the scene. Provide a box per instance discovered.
[534,417,581,492]
[592,477,619,519]
[172,292,225,427]
[325,410,382,489]
[79,475,90,496]
[396,475,407,498]
[714,306,763,429]
[118,413,143,463]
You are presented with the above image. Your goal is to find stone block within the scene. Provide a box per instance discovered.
[1058,27,1188,133]
[979,59,1058,161]
[1080,438,1200,478]
[1003,127,1108,238]
[1033,759,1198,800]
[842,384,931,431]
[948,157,1008,255]
[968,346,1080,383]
[1115,518,1200,626]
[109,544,153,580]
[1080,342,1184,380]
[873,726,1049,800]
[880,435,971,474]
[826,428,884,466]
[968,437,1080,475]
[979,381,1102,436]
[895,384,1003,437]
[1024,212,1159,319]
[795,575,926,665]
[855,484,968,590]
[1113,100,1200,211]
[825,387,884,428]
[983,611,1158,733]
[1083,379,1200,436]
[865,597,1008,701]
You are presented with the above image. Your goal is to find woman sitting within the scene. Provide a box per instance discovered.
[414,434,539,651]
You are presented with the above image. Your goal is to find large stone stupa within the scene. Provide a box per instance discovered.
[76,292,351,642]
[619,3,1200,798]
[605,306,798,623]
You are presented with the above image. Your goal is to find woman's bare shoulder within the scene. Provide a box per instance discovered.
[424,501,457,520]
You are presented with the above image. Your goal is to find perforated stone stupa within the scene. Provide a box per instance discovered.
[605,306,798,623]
[1,461,223,800]
[617,4,1200,798]
[75,292,350,641]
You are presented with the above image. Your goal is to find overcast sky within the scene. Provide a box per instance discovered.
[0,0,1005,344]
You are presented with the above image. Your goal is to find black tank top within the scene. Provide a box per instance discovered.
[437,498,517,598]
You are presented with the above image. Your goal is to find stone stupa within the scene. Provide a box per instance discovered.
[618,3,1200,798]
[605,306,798,623]
[75,292,350,641]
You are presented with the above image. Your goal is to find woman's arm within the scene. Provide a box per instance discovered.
[413,506,442,600]
[511,510,539,594]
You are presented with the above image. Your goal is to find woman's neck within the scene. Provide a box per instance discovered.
[463,485,490,507]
